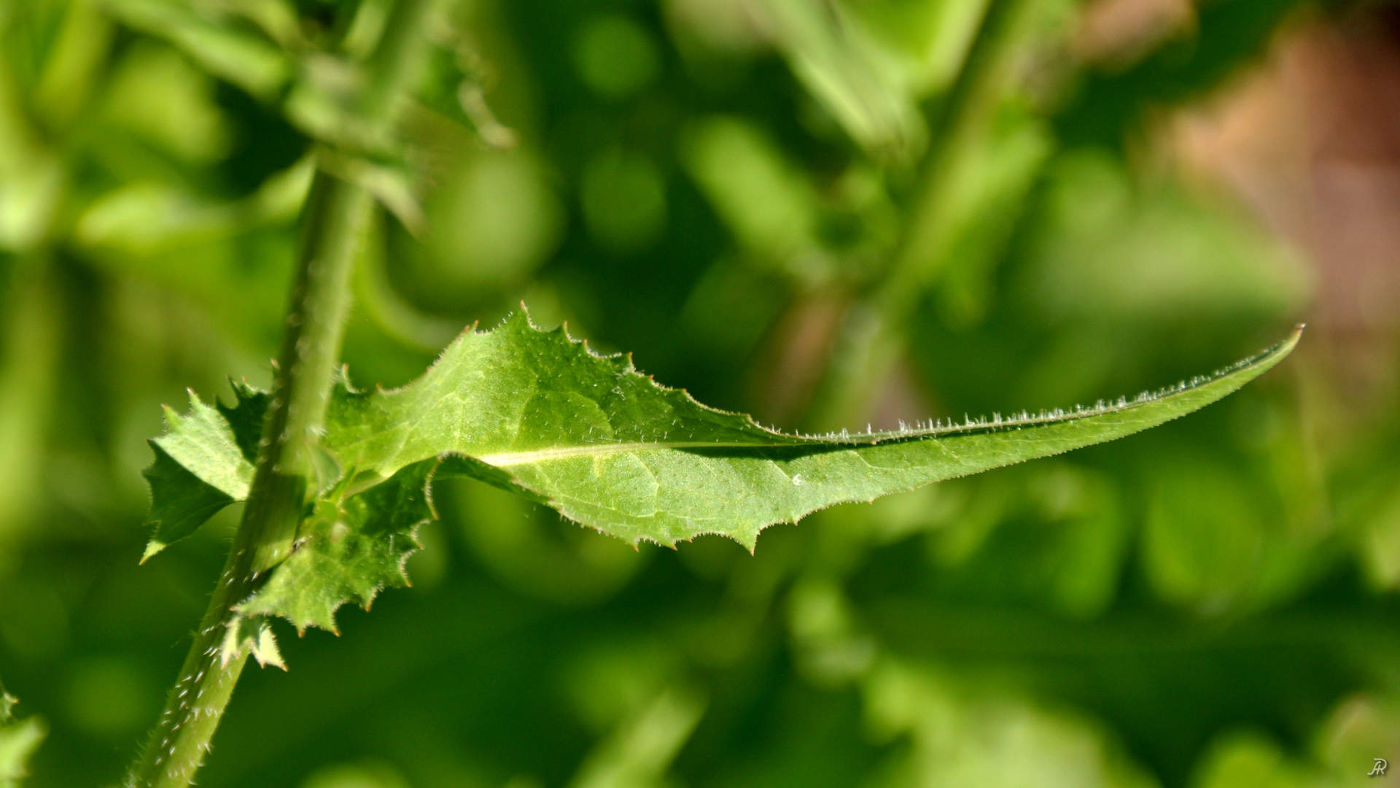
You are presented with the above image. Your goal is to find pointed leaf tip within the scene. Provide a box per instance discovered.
[139,540,166,564]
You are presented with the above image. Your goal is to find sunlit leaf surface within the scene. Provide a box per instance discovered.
[143,313,1299,634]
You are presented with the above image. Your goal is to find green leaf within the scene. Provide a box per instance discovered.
[215,380,270,464]
[233,460,433,635]
[141,388,262,561]
[753,0,923,158]
[146,313,1300,641]
[219,615,285,671]
[320,315,1300,550]
[0,675,45,787]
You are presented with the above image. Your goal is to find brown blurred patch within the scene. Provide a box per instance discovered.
[1167,4,1400,395]
[1076,0,1197,66]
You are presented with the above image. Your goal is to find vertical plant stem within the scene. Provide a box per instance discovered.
[124,2,434,785]
[245,173,374,575]
[123,166,374,788]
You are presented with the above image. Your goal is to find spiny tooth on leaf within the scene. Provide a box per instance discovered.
[140,538,169,565]
[219,615,284,670]
[251,621,286,670]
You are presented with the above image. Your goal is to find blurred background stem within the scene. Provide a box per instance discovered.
[807,0,1040,430]
[0,258,61,565]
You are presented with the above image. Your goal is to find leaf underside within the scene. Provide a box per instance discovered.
[142,313,1301,652]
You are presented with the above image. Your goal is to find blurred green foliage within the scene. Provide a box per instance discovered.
[1,674,46,786]
[0,0,1397,786]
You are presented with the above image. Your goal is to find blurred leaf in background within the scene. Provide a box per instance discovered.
[0,675,45,787]
[1,0,1398,786]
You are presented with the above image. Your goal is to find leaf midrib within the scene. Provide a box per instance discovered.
[472,325,1303,468]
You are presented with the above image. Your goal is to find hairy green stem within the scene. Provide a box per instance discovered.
[247,172,373,574]
[808,0,1039,429]
[122,165,374,788]
[124,2,434,785]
